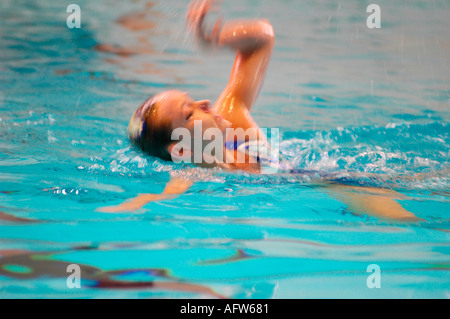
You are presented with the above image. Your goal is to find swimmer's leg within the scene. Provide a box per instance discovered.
[324,184,423,222]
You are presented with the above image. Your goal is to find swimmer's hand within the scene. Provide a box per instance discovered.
[187,0,223,48]
[96,177,194,213]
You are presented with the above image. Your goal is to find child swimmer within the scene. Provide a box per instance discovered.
[99,0,421,222]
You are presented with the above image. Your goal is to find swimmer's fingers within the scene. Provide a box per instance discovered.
[197,14,224,49]
[163,176,194,195]
[96,204,140,213]
[186,0,205,30]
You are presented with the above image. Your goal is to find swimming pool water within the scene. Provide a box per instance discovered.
[0,0,449,298]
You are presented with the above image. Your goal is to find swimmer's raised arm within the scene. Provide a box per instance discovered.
[97,177,193,213]
[187,0,274,117]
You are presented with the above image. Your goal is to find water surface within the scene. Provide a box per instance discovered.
[0,0,449,298]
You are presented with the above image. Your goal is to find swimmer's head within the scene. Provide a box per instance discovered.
[128,90,231,162]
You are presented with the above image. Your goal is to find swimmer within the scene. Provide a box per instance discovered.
[99,0,421,222]
[127,0,275,173]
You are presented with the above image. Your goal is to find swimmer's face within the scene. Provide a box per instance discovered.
[153,90,231,159]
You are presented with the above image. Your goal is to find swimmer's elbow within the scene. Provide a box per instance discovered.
[249,20,274,46]
[258,19,274,40]
[220,19,274,53]
[255,20,275,50]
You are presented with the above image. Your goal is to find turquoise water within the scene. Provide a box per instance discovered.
[0,0,449,298]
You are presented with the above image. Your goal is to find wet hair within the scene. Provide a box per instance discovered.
[128,96,173,161]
